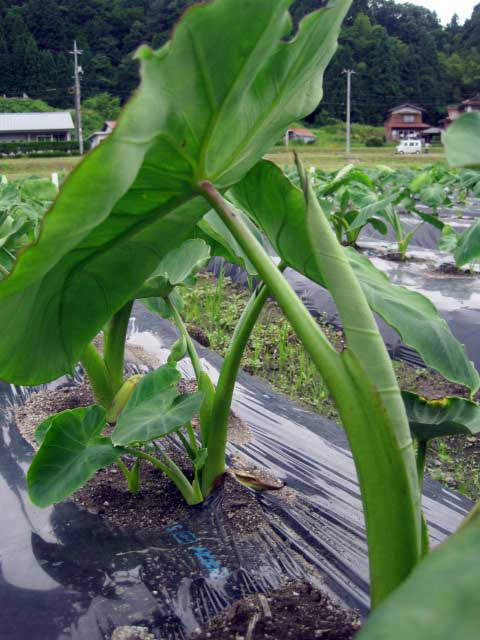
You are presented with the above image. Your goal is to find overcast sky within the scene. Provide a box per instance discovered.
[407,0,477,24]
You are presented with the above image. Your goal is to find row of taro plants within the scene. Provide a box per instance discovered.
[1,1,480,636]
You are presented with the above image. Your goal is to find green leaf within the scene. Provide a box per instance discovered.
[198,209,263,275]
[409,170,432,193]
[418,183,446,208]
[20,178,57,203]
[27,405,121,507]
[403,391,480,442]
[231,160,480,391]
[193,447,208,472]
[455,218,480,266]
[0,0,351,385]
[438,225,459,254]
[146,239,210,288]
[444,112,480,168]
[112,364,204,444]
[167,335,188,364]
[357,508,480,640]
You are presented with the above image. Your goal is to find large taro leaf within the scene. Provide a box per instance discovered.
[231,160,479,391]
[402,391,480,442]
[443,112,480,169]
[0,0,350,385]
[112,364,203,445]
[357,506,480,640]
[27,405,121,507]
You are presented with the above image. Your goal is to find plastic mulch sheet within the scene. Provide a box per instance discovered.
[0,305,472,639]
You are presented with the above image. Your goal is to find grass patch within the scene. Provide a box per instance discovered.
[0,155,80,180]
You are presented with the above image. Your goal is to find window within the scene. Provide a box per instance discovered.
[37,135,53,141]
[403,114,415,123]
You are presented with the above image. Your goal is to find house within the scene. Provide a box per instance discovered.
[0,112,75,142]
[286,127,316,144]
[88,120,117,148]
[384,104,431,141]
[441,93,480,128]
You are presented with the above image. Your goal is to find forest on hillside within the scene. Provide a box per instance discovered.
[0,0,478,125]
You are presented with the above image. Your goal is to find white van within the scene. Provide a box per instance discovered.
[396,139,422,154]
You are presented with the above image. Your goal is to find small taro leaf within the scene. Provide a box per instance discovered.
[402,391,480,442]
[198,209,263,276]
[34,407,91,445]
[419,184,445,207]
[146,239,211,287]
[409,171,432,193]
[438,225,459,254]
[167,335,188,363]
[414,209,444,231]
[112,364,204,444]
[193,447,208,472]
[0,0,351,385]
[231,160,480,392]
[142,296,172,319]
[369,218,388,236]
[113,390,204,445]
[356,511,480,640]
[27,405,121,507]
[443,112,480,169]
[455,218,480,267]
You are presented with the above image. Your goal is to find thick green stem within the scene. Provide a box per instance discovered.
[81,343,114,408]
[199,180,421,607]
[104,301,133,395]
[125,447,202,505]
[167,297,203,380]
[202,264,286,494]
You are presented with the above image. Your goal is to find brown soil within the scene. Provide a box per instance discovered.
[435,263,478,277]
[189,582,361,640]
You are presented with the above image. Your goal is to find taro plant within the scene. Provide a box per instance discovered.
[1,0,480,614]
[0,177,57,276]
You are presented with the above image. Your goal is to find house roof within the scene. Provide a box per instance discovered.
[391,122,430,129]
[389,103,425,114]
[0,112,75,132]
[463,93,480,105]
[288,127,316,137]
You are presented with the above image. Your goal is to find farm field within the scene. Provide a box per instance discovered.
[0,145,445,181]
[268,145,445,171]
[0,155,79,180]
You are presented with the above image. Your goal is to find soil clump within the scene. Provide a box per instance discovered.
[190,582,361,640]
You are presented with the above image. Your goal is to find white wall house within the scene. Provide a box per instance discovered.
[0,112,75,142]
[286,127,316,144]
[88,120,117,148]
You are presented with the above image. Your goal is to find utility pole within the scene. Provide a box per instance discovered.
[70,40,84,155]
[343,69,355,156]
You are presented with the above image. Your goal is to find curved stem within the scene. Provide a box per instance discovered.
[202,262,286,493]
[104,301,133,395]
[81,343,114,408]
[167,296,203,380]
[125,447,201,505]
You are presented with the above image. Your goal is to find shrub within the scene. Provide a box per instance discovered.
[365,136,385,147]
